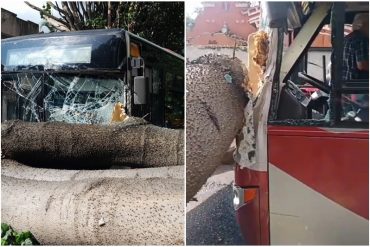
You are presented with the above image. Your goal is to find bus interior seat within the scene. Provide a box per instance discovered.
[277,83,308,120]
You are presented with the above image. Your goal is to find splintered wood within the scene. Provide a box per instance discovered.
[246,30,269,96]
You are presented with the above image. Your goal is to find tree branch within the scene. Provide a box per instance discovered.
[54,1,69,24]
[86,2,92,20]
[61,2,77,30]
[69,2,84,29]
[43,16,70,31]
[25,1,69,27]
[79,2,89,23]
[107,1,112,28]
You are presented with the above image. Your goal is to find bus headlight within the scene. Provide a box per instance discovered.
[233,185,244,210]
[233,184,258,210]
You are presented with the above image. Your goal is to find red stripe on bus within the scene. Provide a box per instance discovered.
[268,126,369,219]
[235,166,269,244]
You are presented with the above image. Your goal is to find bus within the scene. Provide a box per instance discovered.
[1,29,184,129]
[233,2,368,245]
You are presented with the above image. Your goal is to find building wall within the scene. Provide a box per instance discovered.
[188,2,257,46]
[1,8,39,39]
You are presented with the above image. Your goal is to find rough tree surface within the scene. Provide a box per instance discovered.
[186,55,248,201]
[1,118,183,169]
[1,159,183,181]
[2,117,184,245]
[2,166,184,245]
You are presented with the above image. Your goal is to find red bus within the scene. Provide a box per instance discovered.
[233,2,368,244]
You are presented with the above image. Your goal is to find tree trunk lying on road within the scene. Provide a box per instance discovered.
[2,164,184,245]
[1,159,183,181]
[186,55,248,201]
[1,118,183,169]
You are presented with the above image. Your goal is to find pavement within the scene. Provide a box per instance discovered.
[186,164,246,245]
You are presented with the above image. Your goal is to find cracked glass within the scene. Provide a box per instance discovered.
[2,73,126,124]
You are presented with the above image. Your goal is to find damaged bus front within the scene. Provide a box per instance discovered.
[233,2,368,245]
[1,29,184,128]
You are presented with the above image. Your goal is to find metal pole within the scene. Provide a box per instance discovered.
[329,2,345,124]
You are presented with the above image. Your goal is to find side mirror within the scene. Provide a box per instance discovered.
[134,76,146,104]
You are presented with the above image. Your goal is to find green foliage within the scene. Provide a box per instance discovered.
[40,3,51,19]
[85,16,106,29]
[126,2,184,55]
[34,2,184,55]
[1,224,39,245]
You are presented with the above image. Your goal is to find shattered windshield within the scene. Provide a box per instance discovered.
[2,73,127,124]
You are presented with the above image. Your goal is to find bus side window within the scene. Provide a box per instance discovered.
[164,72,174,127]
[277,25,331,121]
[150,69,164,126]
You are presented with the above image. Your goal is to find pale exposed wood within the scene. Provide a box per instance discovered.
[2,173,184,245]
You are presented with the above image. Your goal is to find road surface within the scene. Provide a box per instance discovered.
[186,165,246,245]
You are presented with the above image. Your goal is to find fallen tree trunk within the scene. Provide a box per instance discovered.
[186,55,248,201]
[1,159,183,181]
[2,173,184,245]
[1,118,183,169]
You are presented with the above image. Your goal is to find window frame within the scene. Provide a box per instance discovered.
[268,2,369,129]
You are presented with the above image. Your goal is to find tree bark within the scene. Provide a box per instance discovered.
[186,55,248,201]
[2,159,183,182]
[107,1,112,28]
[2,173,184,245]
[1,118,183,169]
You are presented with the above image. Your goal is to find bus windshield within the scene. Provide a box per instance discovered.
[2,73,126,124]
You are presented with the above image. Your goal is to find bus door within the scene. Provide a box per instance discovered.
[268,2,368,244]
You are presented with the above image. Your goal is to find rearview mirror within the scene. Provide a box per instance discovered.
[134,76,146,104]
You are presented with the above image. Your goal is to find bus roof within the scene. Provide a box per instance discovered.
[2,28,184,61]
[264,2,369,29]
[2,28,124,42]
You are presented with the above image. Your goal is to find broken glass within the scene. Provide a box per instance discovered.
[2,73,127,125]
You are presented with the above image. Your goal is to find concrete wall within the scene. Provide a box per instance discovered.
[189,2,257,41]
[1,8,39,39]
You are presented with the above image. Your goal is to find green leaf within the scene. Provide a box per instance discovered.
[1,224,9,238]
[15,231,33,244]
[1,224,39,245]
[21,238,33,245]
[3,229,13,241]
[1,238,9,245]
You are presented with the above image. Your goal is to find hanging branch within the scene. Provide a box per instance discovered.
[25,1,69,29]
[61,2,77,30]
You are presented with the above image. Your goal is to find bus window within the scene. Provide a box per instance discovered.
[1,73,126,124]
[275,13,368,125]
[2,73,44,122]
[150,69,165,126]
[164,72,183,129]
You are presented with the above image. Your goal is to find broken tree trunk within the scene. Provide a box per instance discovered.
[186,55,248,201]
[2,172,184,245]
[1,159,183,181]
[1,118,183,169]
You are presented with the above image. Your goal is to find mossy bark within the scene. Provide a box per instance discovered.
[186,55,248,201]
[1,118,183,169]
